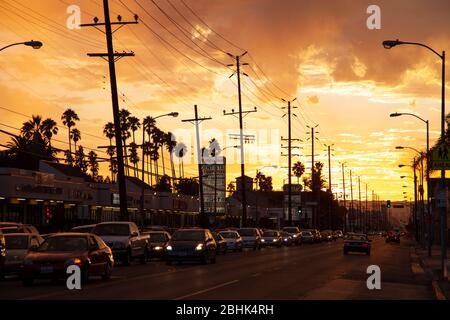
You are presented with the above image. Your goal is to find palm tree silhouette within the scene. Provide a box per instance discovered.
[41,118,58,150]
[70,128,81,151]
[61,108,79,164]
[143,116,156,184]
[292,161,306,186]
[165,132,177,180]
[119,109,131,175]
[88,150,99,178]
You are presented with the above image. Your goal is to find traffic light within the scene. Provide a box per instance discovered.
[387,200,391,208]
[297,206,303,216]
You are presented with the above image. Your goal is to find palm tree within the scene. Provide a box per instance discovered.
[119,109,131,175]
[292,161,306,186]
[151,128,165,180]
[21,115,43,140]
[70,128,81,151]
[75,146,88,173]
[106,145,116,183]
[143,116,156,184]
[103,122,115,145]
[128,142,140,177]
[128,116,140,144]
[226,182,236,196]
[165,132,177,180]
[87,150,99,178]
[61,108,79,164]
[150,143,160,184]
[41,118,58,150]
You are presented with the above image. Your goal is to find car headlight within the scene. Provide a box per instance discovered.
[195,243,204,251]
[154,246,162,251]
[293,234,297,238]
[166,245,172,251]
[261,239,265,242]
[65,258,82,265]
[272,239,277,242]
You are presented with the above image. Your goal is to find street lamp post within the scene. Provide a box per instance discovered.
[140,112,178,226]
[391,112,432,255]
[0,40,43,52]
[383,39,447,277]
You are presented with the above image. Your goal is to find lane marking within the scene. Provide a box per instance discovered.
[173,280,239,300]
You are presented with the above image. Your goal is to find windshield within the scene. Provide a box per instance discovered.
[0,227,19,234]
[39,236,88,252]
[93,224,130,236]
[301,231,312,236]
[283,227,299,233]
[149,233,166,242]
[263,231,278,237]
[220,232,237,239]
[172,231,204,241]
[239,229,256,236]
[5,235,29,250]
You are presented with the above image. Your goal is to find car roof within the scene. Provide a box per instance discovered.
[96,222,133,225]
[47,232,91,237]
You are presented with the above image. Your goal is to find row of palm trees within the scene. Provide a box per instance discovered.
[103,109,188,186]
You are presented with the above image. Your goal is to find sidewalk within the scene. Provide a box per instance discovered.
[413,245,450,300]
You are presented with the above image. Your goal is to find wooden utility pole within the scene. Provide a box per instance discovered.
[80,1,138,220]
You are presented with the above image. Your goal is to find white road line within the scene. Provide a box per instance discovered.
[173,280,239,300]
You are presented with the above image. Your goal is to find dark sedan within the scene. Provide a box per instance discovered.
[21,233,114,286]
[282,227,302,245]
[343,233,371,256]
[143,231,171,259]
[165,229,217,265]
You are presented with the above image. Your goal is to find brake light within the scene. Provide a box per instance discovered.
[362,244,369,247]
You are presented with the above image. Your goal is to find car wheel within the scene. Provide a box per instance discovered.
[22,277,34,286]
[102,262,112,280]
[211,255,216,264]
[201,255,208,265]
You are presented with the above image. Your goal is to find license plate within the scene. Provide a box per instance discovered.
[40,266,54,274]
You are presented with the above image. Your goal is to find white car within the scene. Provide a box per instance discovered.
[218,230,243,252]
[238,228,262,250]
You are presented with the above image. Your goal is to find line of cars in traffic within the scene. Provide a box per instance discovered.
[0,221,345,286]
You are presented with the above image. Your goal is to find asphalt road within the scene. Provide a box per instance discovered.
[0,237,434,300]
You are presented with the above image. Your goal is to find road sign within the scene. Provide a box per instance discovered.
[431,142,450,170]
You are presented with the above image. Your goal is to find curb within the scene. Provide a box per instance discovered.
[413,246,448,300]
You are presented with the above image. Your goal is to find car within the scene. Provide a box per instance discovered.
[321,230,334,242]
[0,232,5,279]
[142,231,171,259]
[386,231,400,243]
[218,230,243,252]
[70,224,96,233]
[304,229,321,243]
[300,230,315,244]
[333,230,344,239]
[165,228,217,265]
[92,222,150,265]
[239,228,262,250]
[282,226,302,245]
[21,232,114,286]
[261,230,282,247]
[212,232,227,255]
[0,224,39,235]
[2,233,44,276]
[343,233,371,255]
[280,231,294,246]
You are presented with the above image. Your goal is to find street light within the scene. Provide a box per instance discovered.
[383,38,446,277]
[0,40,43,52]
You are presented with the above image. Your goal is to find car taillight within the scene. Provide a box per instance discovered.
[362,244,369,247]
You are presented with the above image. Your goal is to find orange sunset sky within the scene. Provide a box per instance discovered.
[0,0,449,202]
